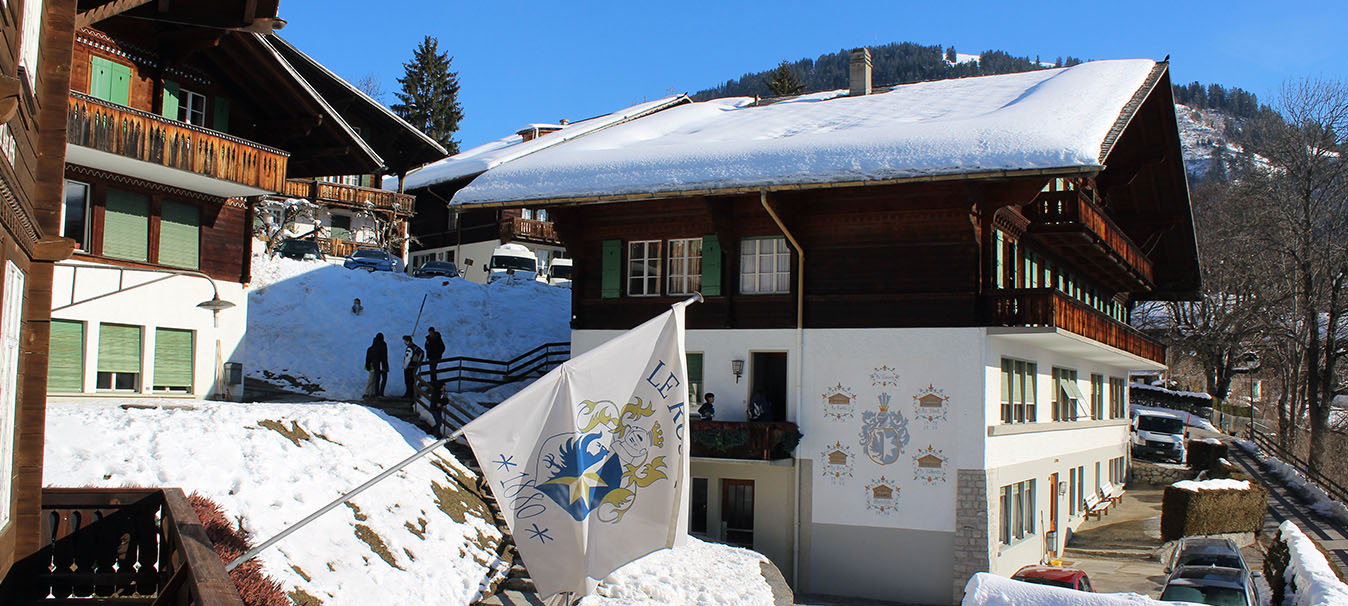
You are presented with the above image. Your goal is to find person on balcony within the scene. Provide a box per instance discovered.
[363,333,388,399]
[698,392,716,420]
[748,391,770,422]
[401,335,425,399]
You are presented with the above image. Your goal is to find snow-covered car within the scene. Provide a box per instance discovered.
[547,258,573,288]
[343,248,403,272]
[274,239,325,262]
[488,243,538,282]
[1132,410,1188,463]
[414,261,460,278]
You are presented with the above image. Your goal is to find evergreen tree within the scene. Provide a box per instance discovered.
[764,61,806,96]
[945,46,956,63]
[391,36,463,154]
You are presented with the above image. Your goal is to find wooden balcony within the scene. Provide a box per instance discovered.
[0,488,242,605]
[66,92,288,195]
[500,215,559,244]
[1023,189,1154,291]
[283,179,415,216]
[690,421,801,460]
[984,288,1165,365]
[317,236,359,258]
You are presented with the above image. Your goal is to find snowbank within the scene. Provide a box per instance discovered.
[961,572,1166,606]
[581,537,777,606]
[245,254,570,399]
[1132,403,1220,433]
[1278,521,1348,605]
[44,400,506,606]
[1129,382,1213,401]
[1236,440,1348,525]
[1172,478,1250,491]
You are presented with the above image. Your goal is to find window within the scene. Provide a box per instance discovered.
[1109,377,1126,418]
[1090,374,1105,420]
[1094,461,1102,495]
[690,477,708,536]
[62,180,90,251]
[0,261,25,527]
[686,352,703,405]
[48,320,84,393]
[96,323,141,391]
[178,89,207,126]
[153,328,193,393]
[999,478,1035,545]
[158,200,199,269]
[668,238,702,295]
[521,208,533,220]
[1000,358,1037,424]
[102,189,149,262]
[740,237,790,294]
[1109,456,1126,484]
[1076,465,1085,514]
[329,213,352,241]
[536,209,548,222]
[1052,367,1080,421]
[627,241,661,296]
[18,0,42,91]
[1068,467,1078,516]
[722,479,754,547]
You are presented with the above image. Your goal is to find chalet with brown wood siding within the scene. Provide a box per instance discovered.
[447,52,1199,604]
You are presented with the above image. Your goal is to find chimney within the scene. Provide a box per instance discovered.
[849,47,872,96]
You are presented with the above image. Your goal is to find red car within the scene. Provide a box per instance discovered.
[1011,565,1096,592]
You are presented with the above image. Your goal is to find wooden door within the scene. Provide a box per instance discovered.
[750,352,787,421]
[1048,472,1059,556]
[721,479,754,548]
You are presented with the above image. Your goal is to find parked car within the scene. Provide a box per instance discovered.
[343,248,403,272]
[1010,565,1095,592]
[547,258,573,287]
[415,261,460,278]
[1166,537,1248,575]
[274,239,325,262]
[488,243,538,282]
[1132,410,1188,463]
[1159,565,1259,606]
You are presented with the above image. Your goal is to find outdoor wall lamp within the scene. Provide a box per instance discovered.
[731,359,744,383]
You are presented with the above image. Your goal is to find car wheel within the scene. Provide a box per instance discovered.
[364,266,375,272]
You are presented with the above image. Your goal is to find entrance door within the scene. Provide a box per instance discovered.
[1048,472,1060,557]
[750,352,788,421]
[721,479,754,548]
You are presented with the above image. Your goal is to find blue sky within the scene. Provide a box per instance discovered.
[280,0,1347,154]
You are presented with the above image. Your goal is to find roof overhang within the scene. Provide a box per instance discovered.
[988,326,1167,371]
[66,145,273,197]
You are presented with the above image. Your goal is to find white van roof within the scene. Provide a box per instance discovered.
[492,243,535,258]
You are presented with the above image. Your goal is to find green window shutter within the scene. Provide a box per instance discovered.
[97,324,142,374]
[700,234,721,296]
[161,80,180,119]
[102,189,149,262]
[153,328,193,390]
[158,200,199,269]
[89,56,112,101]
[48,320,84,393]
[110,62,131,106]
[686,353,703,383]
[601,239,621,299]
[212,97,230,132]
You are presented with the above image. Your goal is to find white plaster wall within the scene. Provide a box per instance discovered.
[50,261,247,399]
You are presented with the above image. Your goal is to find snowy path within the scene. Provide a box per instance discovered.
[1227,445,1348,574]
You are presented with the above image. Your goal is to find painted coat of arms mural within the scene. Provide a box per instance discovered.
[912,445,948,484]
[821,382,856,421]
[913,384,950,428]
[859,393,910,465]
[865,476,901,514]
[819,441,854,483]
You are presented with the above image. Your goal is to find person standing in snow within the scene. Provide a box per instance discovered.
[401,335,424,399]
[424,327,446,381]
[363,333,388,399]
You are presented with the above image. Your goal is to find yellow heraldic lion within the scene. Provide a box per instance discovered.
[575,398,670,523]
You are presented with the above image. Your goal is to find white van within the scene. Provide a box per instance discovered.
[488,243,538,283]
[547,258,573,288]
[1131,410,1188,463]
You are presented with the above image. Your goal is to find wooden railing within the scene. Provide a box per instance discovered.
[283,179,415,215]
[690,421,802,460]
[414,342,572,438]
[1024,189,1154,285]
[984,288,1165,365]
[500,216,559,243]
[0,488,242,605]
[67,92,288,193]
[316,237,359,258]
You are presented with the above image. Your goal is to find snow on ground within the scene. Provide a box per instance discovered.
[453,60,1159,205]
[245,254,569,400]
[1236,440,1348,525]
[44,399,506,606]
[1277,520,1348,606]
[961,572,1167,605]
[581,537,776,606]
[1172,478,1250,491]
[1132,403,1221,433]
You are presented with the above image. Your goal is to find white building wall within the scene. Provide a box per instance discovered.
[50,261,247,399]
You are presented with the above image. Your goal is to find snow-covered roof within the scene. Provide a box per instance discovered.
[1129,381,1214,400]
[401,96,692,191]
[452,59,1162,206]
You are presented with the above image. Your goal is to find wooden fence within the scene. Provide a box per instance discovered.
[412,342,571,437]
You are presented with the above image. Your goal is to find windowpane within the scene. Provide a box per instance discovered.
[667,238,701,295]
[63,181,90,251]
[740,237,790,294]
[627,241,661,296]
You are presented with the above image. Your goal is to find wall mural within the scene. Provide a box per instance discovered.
[912,445,949,484]
[859,393,911,465]
[870,365,901,387]
[865,475,902,514]
[821,382,856,421]
[819,441,855,483]
[912,384,950,428]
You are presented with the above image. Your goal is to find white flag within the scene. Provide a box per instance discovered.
[461,303,691,598]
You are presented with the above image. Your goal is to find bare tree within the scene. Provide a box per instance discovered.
[354,201,412,255]
[255,198,321,253]
[355,72,385,103]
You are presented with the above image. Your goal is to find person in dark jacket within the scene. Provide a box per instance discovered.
[425,327,446,381]
[402,335,425,399]
[698,392,716,420]
[363,333,388,398]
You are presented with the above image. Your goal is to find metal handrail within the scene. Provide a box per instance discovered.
[1250,428,1348,505]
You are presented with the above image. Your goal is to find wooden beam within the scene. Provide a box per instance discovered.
[74,0,155,30]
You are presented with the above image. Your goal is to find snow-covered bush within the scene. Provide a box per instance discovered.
[1270,521,1348,605]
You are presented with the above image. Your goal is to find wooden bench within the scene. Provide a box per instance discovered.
[1084,492,1111,520]
[1104,482,1126,506]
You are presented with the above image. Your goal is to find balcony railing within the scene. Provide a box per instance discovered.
[984,288,1165,364]
[0,488,242,605]
[67,92,288,193]
[1024,189,1154,289]
[690,421,801,460]
[317,236,360,258]
[500,215,559,244]
[283,179,415,215]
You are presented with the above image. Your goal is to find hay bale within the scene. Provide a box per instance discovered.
[1186,439,1229,471]
[1161,481,1268,541]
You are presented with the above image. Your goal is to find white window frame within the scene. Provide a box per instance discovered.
[740,236,790,295]
[0,261,24,528]
[18,0,42,92]
[627,240,661,297]
[998,478,1035,545]
[667,238,702,296]
[178,89,207,126]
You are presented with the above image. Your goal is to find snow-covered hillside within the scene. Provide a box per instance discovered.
[1174,103,1245,176]
[244,254,570,400]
